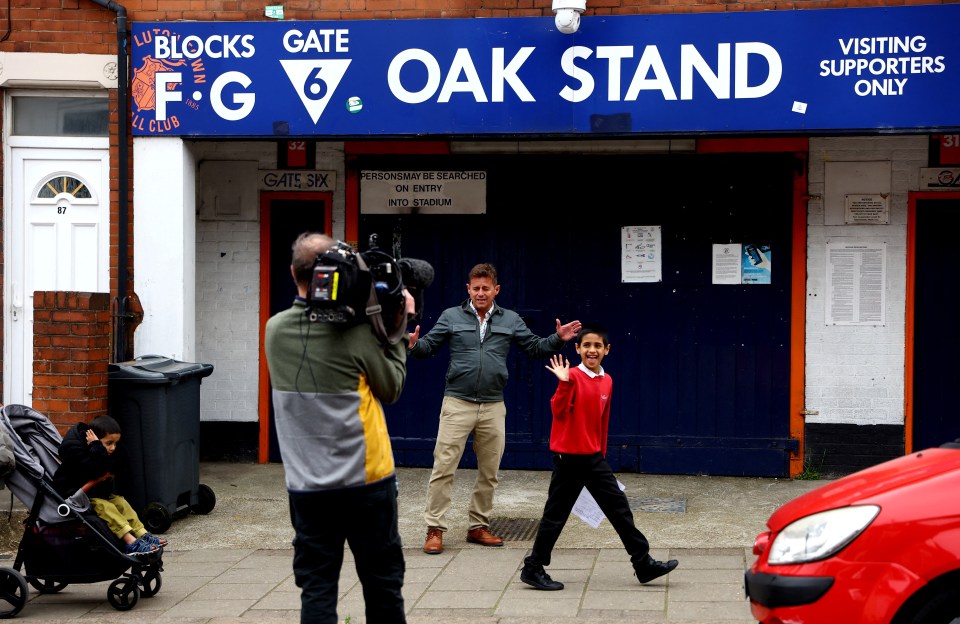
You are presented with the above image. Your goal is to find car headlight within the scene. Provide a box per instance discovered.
[767,505,880,565]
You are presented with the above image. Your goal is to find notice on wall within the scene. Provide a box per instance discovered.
[712,244,742,284]
[712,243,772,284]
[742,244,772,284]
[844,194,889,224]
[259,170,337,192]
[622,226,662,283]
[825,242,886,326]
[920,167,960,190]
[360,170,486,214]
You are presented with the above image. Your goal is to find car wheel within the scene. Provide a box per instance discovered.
[903,586,960,624]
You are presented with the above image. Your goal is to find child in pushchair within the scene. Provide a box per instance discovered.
[53,414,168,555]
[0,404,164,618]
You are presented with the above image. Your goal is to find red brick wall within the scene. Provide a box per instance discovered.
[0,0,939,58]
[32,291,112,432]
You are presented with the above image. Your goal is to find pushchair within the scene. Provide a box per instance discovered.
[0,404,163,618]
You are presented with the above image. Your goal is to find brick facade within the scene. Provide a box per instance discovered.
[31,291,111,432]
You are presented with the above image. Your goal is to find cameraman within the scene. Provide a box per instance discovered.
[264,231,415,624]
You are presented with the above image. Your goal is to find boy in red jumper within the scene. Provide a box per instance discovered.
[520,324,679,591]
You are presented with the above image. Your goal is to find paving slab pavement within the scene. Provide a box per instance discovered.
[0,461,825,622]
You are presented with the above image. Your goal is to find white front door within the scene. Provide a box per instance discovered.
[5,147,110,406]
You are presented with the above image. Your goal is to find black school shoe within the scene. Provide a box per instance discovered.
[520,563,564,591]
[634,558,679,584]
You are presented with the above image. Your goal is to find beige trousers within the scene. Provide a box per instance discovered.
[90,494,147,539]
[424,396,506,532]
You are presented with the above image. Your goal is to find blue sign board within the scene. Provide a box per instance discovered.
[130,5,960,137]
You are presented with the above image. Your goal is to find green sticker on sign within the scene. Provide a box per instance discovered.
[265,6,284,19]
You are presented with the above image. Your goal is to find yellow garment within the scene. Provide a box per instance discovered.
[89,494,146,539]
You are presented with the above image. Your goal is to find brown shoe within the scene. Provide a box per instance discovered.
[423,527,443,554]
[466,526,504,547]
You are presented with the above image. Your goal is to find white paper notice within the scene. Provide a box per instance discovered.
[825,242,886,326]
[621,226,662,283]
[712,244,742,284]
[572,480,626,528]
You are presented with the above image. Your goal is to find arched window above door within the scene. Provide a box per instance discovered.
[36,175,92,200]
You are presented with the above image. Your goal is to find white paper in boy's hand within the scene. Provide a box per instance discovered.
[572,480,626,528]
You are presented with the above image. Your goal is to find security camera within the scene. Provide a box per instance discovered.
[552,0,585,34]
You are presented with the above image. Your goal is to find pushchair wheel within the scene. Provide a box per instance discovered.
[107,576,140,611]
[28,578,68,594]
[0,567,28,618]
[143,503,172,534]
[139,570,162,598]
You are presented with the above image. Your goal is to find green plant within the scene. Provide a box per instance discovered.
[795,451,826,480]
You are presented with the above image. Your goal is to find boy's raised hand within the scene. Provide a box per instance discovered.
[85,429,98,445]
[545,354,570,382]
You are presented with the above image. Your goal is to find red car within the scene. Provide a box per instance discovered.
[744,440,960,624]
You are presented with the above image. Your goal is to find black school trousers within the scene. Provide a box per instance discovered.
[288,476,406,624]
[527,452,650,568]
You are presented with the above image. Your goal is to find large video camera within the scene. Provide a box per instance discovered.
[306,235,434,345]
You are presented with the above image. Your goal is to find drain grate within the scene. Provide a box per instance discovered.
[488,517,539,541]
[486,499,685,542]
[627,497,687,513]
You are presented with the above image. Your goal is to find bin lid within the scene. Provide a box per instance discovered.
[108,355,215,384]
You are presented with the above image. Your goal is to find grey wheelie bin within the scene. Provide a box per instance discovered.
[107,355,216,534]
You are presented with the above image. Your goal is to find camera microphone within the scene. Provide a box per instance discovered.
[398,257,435,290]
[308,238,435,343]
[397,257,434,322]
